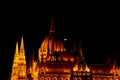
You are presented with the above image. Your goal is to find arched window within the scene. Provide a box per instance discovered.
[73,77,77,80]
[78,77,82,80]
[40,77,44,80]
[86,78,90,80]
[65,77,69,80]
[53,77,57,80]
[59,77,63,80]
[97,78,101,80]
[46,77,51,80]
[103,78,107,80]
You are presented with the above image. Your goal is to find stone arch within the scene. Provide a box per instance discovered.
[40,76,45,80]
[103,78,107,80]
[59,77,63,80]
[46,77,51,80]
[52,77,57,80]
[97,78,101,80]
[78,77,82,80]
[73,77,77,80]
[65,77,69,80]
[86,78,90,80]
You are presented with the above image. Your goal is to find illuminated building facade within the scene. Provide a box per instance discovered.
[10,17,120,80]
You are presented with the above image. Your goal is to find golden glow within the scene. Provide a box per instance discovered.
[86,66,90,72]
[10,37,27,80]
[10,18,120,80]
[86,68,90,72]
[73,67,77,71]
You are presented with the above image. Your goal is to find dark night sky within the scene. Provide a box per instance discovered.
[0,2,119,80]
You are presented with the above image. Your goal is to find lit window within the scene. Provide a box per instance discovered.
[53,77,57,80]
[46,77,51,80]
[78,77,82,80]
[59,77,63,80]
[40,77,44,80]
[73,77,77,80]
[86,78,90,80]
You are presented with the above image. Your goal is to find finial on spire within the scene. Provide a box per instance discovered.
[20,34,25,53]
[20,34,24,49]
[50,15,55,33]
[79,40,83,57]
[15,41,19,55]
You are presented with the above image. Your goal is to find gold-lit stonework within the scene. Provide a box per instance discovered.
[10,36,27,80]
[10,17,120,80]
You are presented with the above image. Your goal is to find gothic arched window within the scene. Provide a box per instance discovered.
[53,77,57,80]
[103,78,107,80]
[73,77,77,80]
[59,77,63,80]
[46,77,51,80]
[97,78,101,80]
[40,77,44,80]
[86,78,90,80]
[78,77,82,80]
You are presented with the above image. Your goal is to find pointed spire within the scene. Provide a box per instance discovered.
[10,41,19,80]
[15,41,19,55]
[20,34,25,53]
[50,16,55,34]
[79,40,83,57]
[18,34,27,79]
[20,34,24,49]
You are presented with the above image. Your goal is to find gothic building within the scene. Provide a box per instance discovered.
[10,17,120,80]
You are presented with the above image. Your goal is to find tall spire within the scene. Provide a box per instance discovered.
[20,34,24,53]
[49,16,55,34]
[10,42,19,80]
[15,41,19,55]
[78,40,83,57]
[18,35,27,79]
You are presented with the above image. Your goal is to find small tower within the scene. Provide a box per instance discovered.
[18,35,27,79]
[10,42,19,80]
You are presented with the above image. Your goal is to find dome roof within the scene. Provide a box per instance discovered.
[39,35,64,53]
[38,17,65,59]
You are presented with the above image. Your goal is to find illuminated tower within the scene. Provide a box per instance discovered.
[10,42,19,80]
[18,35,27,79]
[10,35,27,80]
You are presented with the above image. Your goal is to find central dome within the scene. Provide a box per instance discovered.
[38,17,65,61]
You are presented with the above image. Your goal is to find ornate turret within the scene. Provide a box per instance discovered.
[10,42,19,80]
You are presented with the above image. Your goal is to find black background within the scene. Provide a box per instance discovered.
[0,2,119,80]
